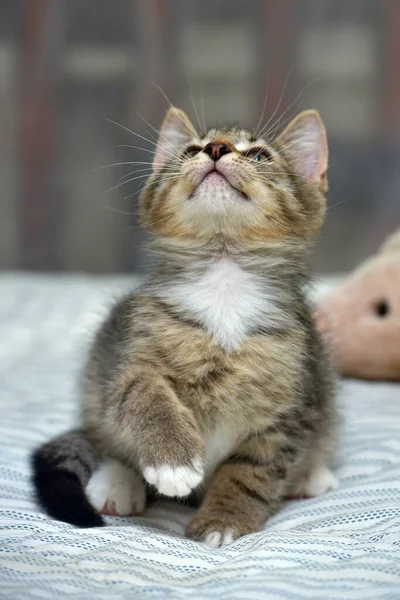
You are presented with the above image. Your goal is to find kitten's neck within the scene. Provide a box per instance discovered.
[148,234,309,283]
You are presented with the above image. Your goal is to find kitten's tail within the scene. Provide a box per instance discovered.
[31,430,104,527]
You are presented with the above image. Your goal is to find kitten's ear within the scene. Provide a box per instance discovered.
[153,107,197,170]
[276,110,328,191]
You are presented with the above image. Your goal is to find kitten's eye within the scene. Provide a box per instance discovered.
[245,148,272,162]
[185,145,202,158]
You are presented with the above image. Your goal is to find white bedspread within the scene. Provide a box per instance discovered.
[0,274,399,599]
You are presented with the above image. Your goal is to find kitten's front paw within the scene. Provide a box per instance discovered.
[143,459,204,497]
[186,512,253,548]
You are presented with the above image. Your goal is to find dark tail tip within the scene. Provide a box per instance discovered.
[31,453,104,528]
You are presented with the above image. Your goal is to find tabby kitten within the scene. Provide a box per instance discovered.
[32,107,338,547]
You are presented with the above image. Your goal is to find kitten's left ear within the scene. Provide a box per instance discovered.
[276,110,328,191]
[153,107,197,170]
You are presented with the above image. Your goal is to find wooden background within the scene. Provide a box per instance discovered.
[1,0,400,273]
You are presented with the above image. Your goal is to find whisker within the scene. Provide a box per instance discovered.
[250,180,291,228]
[105,170,183,198]
[102,173,155,195]
[119,161,184,180]
[105,118,158,146]
[269,181,304,210]
[246,175,306,213]
[199,81,207,133]
[185,70,203,134]
[105,117,182,163]
[134,112,159,144]
[93,161,157,171]
[114,144,161,157]
[257,70,292,139]
[326,197,351,212]
[274,136,316,156]
[121,210,174,230]
[255,77,269,135]
[133,108,170,148]
[124,174,181,200]
[115,166,154,185]
[102,204,141,217]
[262,77,321,141]
[148,81,174,108]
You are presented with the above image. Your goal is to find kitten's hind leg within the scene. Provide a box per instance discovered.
[290,462,338,499]
[86,459,146,516]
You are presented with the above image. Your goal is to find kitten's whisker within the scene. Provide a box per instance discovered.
[255,78,269,136]
[124,174,181,199]
[108,169,181,194]
[102,204,141,217]
[269,181,304,209]
[248,176,306,214]
[274,137,316,157]
[185,70,203,135]
[103,173,156,195]
[251,170,294,177]
[262,77,321,142]
[133,108,171,148]
[105,170,183,197]
[106,117,182,163]
[271,144,323,179]
[326,197,351,212]
[105,118,158,147]
[251,173,303,204]
[115,166,154,185]
[123,210,172,229]
[199,81,207,133]
[251,179,291,229]
[93,161,157,171]
[249,146,270,162]
[148,81,174,108]
[114,144,184,164]
[114,144,163,157]
[258,70,292,139]
[134,113,158,144]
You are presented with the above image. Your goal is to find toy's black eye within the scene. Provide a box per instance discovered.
[185,145,202,157]
[245,148,271,162]
[375,299,390,318]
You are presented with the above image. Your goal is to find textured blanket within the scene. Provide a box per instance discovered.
[0,274,399,599]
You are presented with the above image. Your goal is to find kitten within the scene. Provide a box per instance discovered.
[32,107,338,547]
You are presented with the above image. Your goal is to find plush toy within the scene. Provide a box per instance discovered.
[315,229,400,380]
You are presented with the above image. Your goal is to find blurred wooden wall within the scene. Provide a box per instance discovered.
[1,0,399,273]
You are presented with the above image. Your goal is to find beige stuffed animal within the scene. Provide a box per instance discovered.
[315,229,400,380]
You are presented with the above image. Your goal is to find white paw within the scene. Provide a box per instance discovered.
[294,464,338,498]
[86,459,146,516]
[204,528,235,548]
[143,459,204,497]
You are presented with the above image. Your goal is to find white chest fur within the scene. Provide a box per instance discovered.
[204,422,238,477]
[166,258,285,351]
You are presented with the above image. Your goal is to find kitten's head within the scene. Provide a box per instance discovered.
[140,107,328,247]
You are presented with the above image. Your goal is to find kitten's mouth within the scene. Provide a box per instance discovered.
[192,169,248,200]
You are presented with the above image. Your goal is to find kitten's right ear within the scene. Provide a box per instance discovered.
[153,107,197,170]
[276,110,328,191]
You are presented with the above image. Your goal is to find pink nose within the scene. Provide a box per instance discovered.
[203,142,231,161]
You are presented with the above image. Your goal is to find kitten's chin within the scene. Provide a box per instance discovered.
[190,172,248,205]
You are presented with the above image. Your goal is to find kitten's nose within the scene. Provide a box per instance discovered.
[203,142,231,162]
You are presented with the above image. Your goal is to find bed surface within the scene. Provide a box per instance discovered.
[0,274,399,599]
